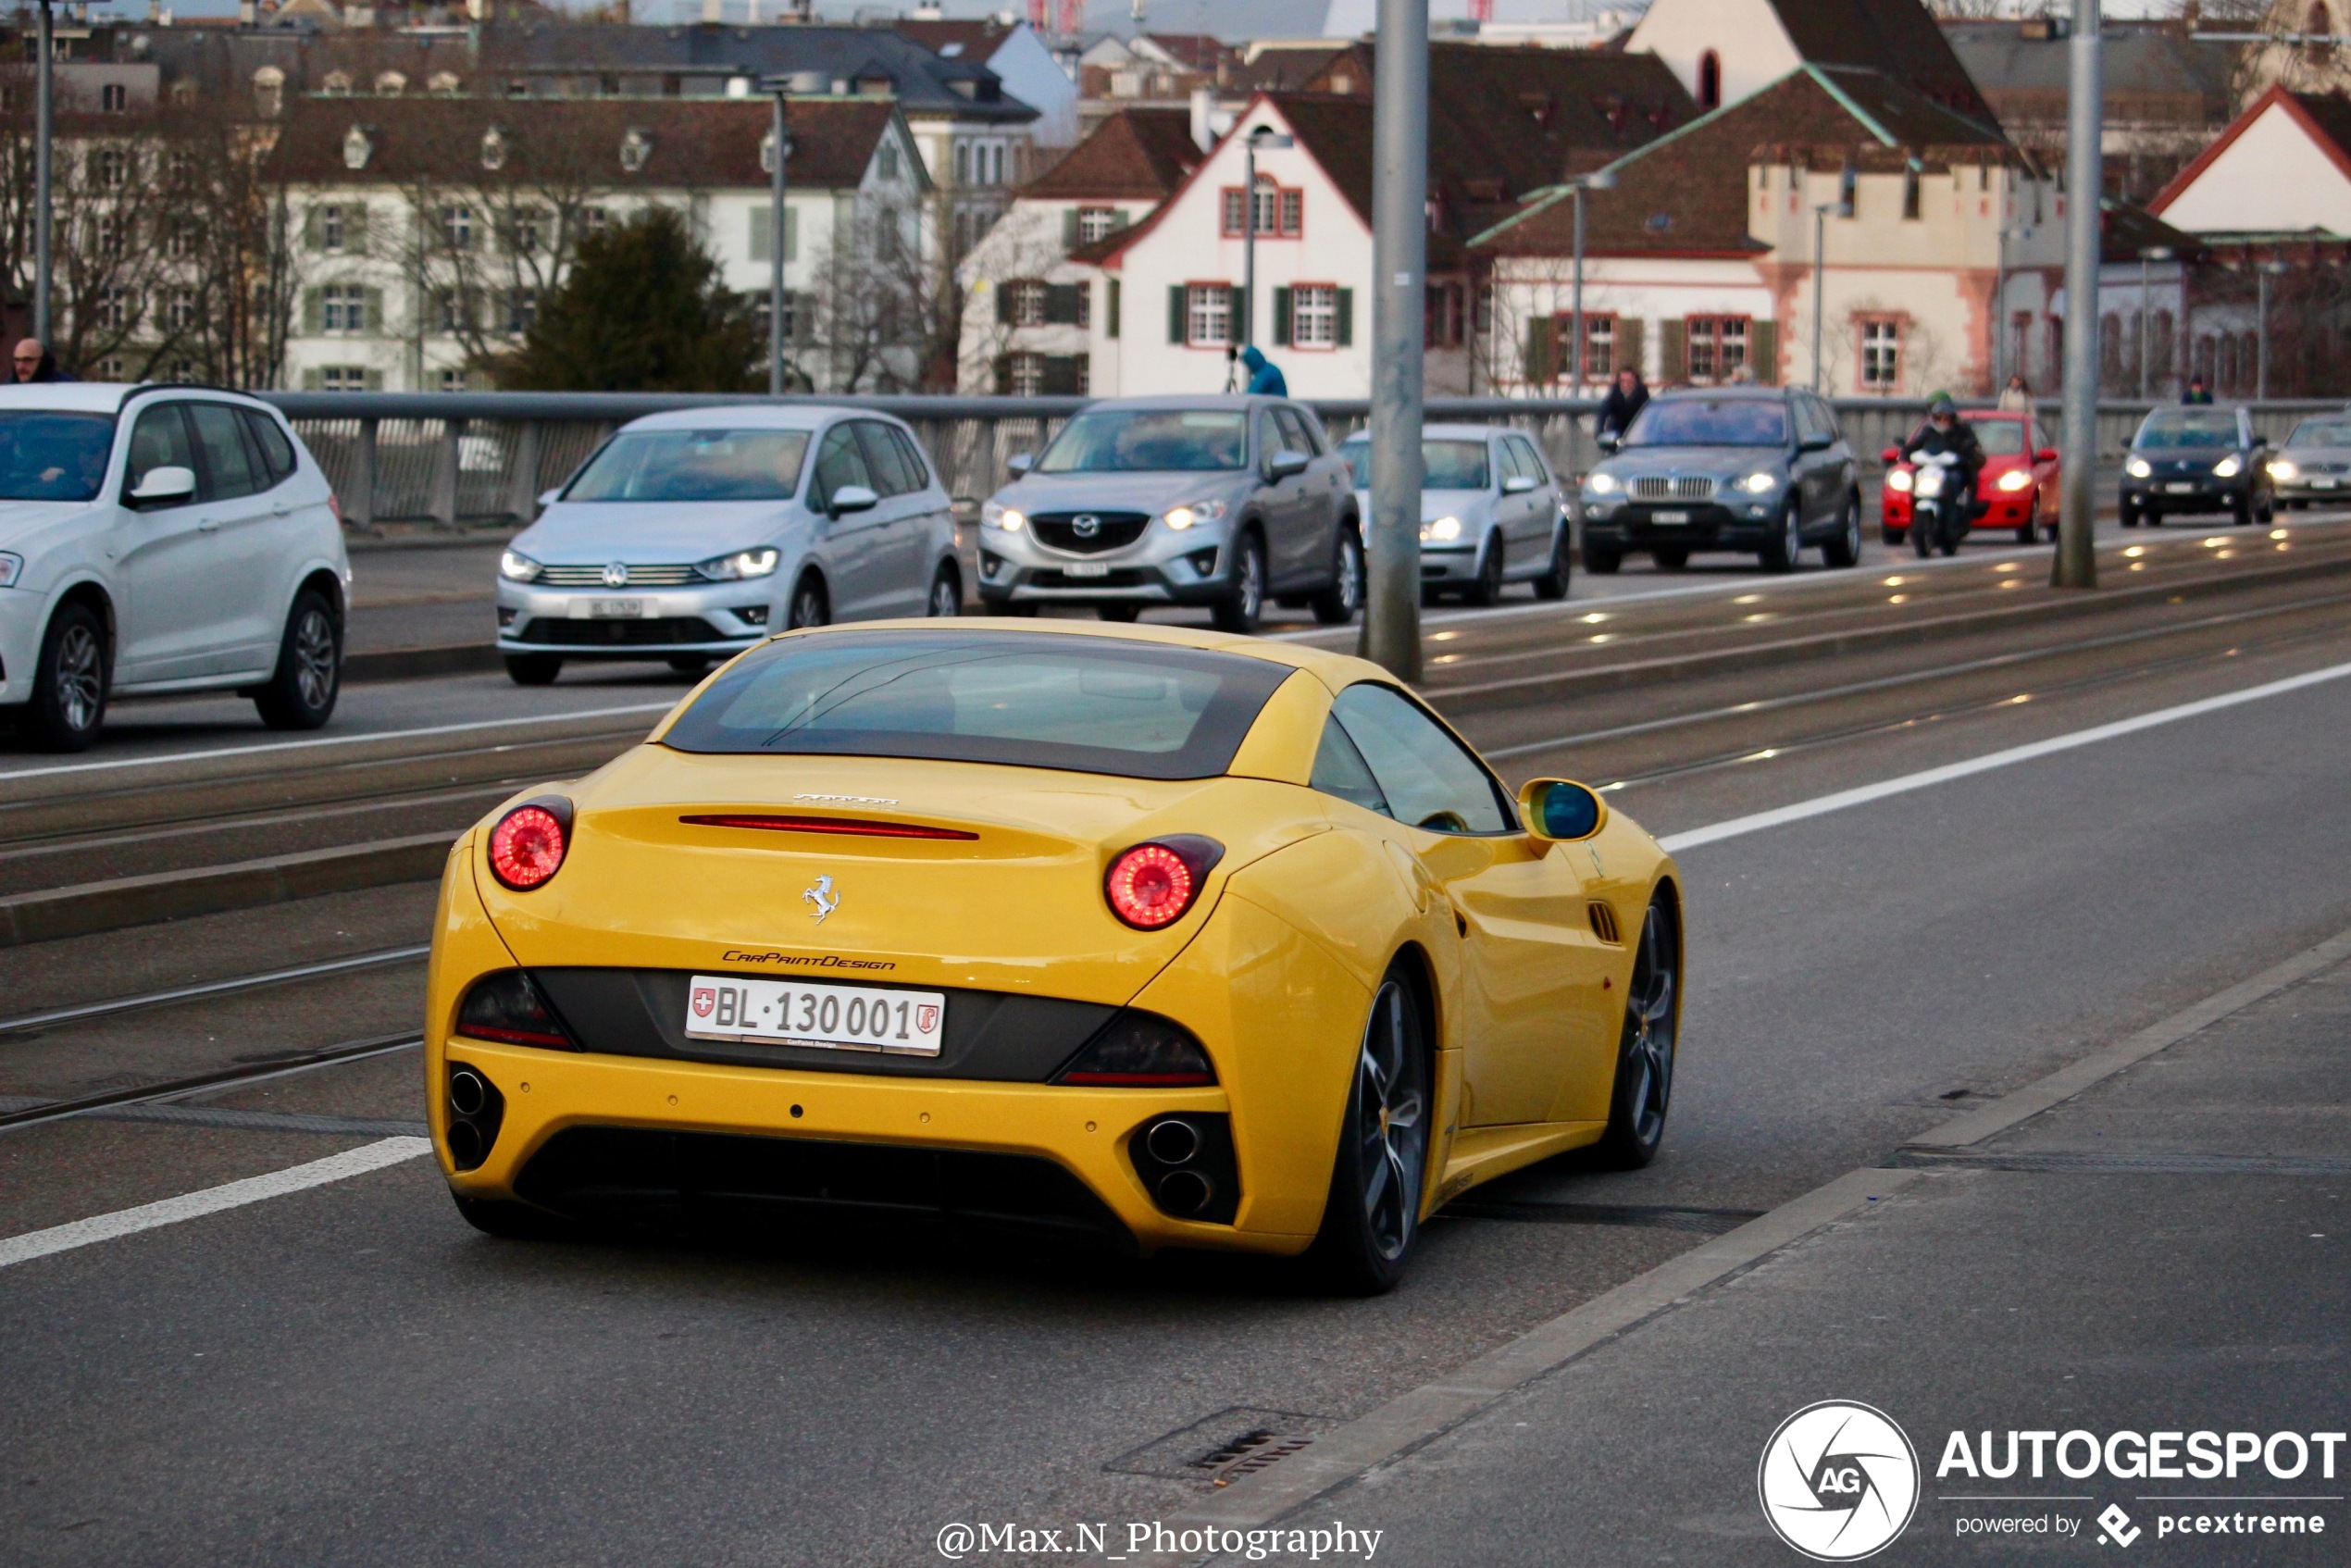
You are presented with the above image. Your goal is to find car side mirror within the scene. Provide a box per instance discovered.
[1800,434,1833,453]
[2036,448,2059,463]
[1596,433,1621,454]
[128,465,196,508]
[1500,474,1537,494]
[538,487,562,508]
[1265,449,1311,482]
[1880,446,1902,465]
[1006,452,1034,478]
[828,484,879,517]
[1518,778,1608,844]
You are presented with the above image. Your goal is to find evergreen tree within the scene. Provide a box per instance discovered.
[495,206,762,392]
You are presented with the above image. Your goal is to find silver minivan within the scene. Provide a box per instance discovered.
[495,406,963,685]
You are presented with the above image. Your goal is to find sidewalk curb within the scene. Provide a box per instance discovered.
[1154,921,2351,1554]
[0,833,457,948]
[343,644,505,684]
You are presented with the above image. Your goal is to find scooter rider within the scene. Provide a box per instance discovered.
[1901,395,1985,538]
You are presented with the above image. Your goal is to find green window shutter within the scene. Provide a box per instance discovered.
[1044,283,1080,325]
[1618,317,1646,380]
[993,354,1013,394]
[1750,319,1779,385]
[1336,288,1353,348]
[791,291,815,347]
[347,206,369,257]
[364,368,384,391]
[301,367,322,390]
[749,205,771,263]
[1660,318,1687,383]
[302,286,323,335]
[362,287,383,334]
[1228,284,1246,343]
[1041,355,1082,395]
[1107,279,1120,340]
[1169,284,1185,344]
[997,281,1016,327]
[303,205,324,250]
[1063,208,1080,249]
[1272,286,1292,348]
[1524,317,1553,384]
[1112,208,1131,230]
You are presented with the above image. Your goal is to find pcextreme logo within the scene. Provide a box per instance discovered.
[1759,1400,1922,1562]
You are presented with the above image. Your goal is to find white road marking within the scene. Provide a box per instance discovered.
[1658,657,2351,854]
[0,703,675,782]
[0,1138,429,1270]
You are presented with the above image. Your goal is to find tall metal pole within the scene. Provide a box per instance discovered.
[1810,202,1829,392]
[1361,0,1427,679]
[2257,264,2273,400]
[1571,182,1586,397]
[1994,224,2009,392]
[34,0,55,346]
[767,89,789,396]
[2054,0,2102,591]
[2136,252,2150,401]
[1241,136,1256,354]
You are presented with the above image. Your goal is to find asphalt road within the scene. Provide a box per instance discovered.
[4,541,2350,1565]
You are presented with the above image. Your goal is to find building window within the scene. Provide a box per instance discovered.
[1008,279,1048,328]
[438,291,470,334]
[1007,352,1045,396]
[441,205,474,251]
[98,356,125,380]
[167,288,197,332]
[437,367,468,392]
[320,205,344,252]
[1859,317,1902,391]
[101,81,128,114]
[1902,167,1922,221]
[1292,284,1339,347]
[322,284,367,333]
[879,143,901,180]
[1221,181,1302,238]
[93,148,129,189]
[1551,312,1615,380]
[508,289,539,335]
[512,207,543,255]
[1686,316,1749,383]
[1076,205,1118,244]
[321,365,368,391]
[1698,50,1721,110]
[582,206,609,232]
[94,288,131,330]
[954,141,970,183]
[1187,283,1231,347]
[1424,282,1465,349]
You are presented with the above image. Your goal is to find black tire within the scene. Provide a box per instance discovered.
[1309,527,1364,625]
[2256,491,2275,526]
[1531,527,1571,600]
[1583,544,1622,575]
[453,1194,575,1241]
[927,565,962,617]
[1650,545,1689,570]
[2120,502,2140,529]
[1911,513,1934,558]
[23,600,107,752]
[1881,523,1902,546]
[1211,531,1266,635]
[1462,535,1505,606]
[1761,500,1801,572]
[786,574,828,629]
[1823,495,1862,568]
[504,653,562,687]
[2016,494,2039,546]
[666,654,711,676]
[1098,604,1140,623]
[253,589,342,730]
[1594,891,1681,1168]
[1308,968,1432,1296]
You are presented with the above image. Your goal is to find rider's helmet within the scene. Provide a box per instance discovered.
[1928,394,1959,420]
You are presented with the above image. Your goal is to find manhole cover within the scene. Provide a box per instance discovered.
[1106,1406,1332,1481]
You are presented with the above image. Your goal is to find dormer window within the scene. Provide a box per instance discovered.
[619,128,652,173]
[342,125,373,170]
[375,70,407,96]
[322,70,353,96]
[428,71,461,95]
[481,127,508,170]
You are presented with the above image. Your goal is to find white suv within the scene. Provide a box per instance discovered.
[0,383,351,751]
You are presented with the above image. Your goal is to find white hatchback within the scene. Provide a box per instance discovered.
[0,384,351,751]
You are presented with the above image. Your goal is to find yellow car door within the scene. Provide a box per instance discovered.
[1319,683,1612,1126]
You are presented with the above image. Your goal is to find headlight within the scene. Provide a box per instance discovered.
[2270,459,2298,481]
[1163,499,1228,530]
[1739,471,1778,494]
[1422,516,1462,541]
[695,547,780,581]
[499,550,542,582]
[1997,469,2033,492]
[2213,455,2243,479]
[1885,469,1914,493]
[981,502,1026,532]
[2125,456,2153,479]
[1585,472,1619,494]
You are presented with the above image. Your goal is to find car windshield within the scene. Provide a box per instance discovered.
[662,630,1296,780]
[2286,419,2351,447]
[1035,409,1248,473]
[1339,438,1489,491]
[1966,419,2028,456]
[2135,412,2239,449]
[566,429,812,502]
[0,411,115,501]
[1623,399,1788,448]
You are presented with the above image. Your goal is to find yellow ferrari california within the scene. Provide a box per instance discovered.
[427,619,1682,1291]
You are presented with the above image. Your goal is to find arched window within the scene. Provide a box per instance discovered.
[2151,309,2176,385]
[1698,50,1722,110]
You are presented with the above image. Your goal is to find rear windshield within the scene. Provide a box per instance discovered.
[0,411,115,501]
[661,630,1295,779]
[1037,409,1247,473]
[1339,438,1489,491]
[2135,411,2238,449]
[2287,419,2351,447]
[566,429,812,502]
[1623,399,1789,448]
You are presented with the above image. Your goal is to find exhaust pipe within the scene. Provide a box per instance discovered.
[1155,1169,1214,1216]
[1144,1117,1200,1165]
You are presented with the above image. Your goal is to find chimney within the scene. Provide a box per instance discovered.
[238,0,256,23]
[703,0,723,21]
[1189,84,1214,152]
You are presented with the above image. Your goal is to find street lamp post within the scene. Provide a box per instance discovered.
[2054,0,2102,591]
[1568,168,1617,397]
[1239,125,1293,361]
[1810,196,1847,392]
[2257,258,2289,399]
[34,0,55,346]
[2138,244,2172,401]
[761,71,825,396]
[1362,0,1428,679]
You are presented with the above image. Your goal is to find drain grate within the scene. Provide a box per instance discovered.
[1107,1406,1331,1482]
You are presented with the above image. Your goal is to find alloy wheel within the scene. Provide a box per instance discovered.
[1335,533,1362,614]
[928,572,960,617]
[53,622,102,735]
[1620,908,1679,1149]
[292,608,337,711]
[1354,978,1428,1263]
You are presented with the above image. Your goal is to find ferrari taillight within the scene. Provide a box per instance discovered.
[1103,836,1225,930]
[454,969,575,1050]
[488,799,571,890]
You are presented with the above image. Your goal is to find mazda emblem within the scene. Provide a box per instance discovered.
[1071,514,1101,539]
[602,562,629,588]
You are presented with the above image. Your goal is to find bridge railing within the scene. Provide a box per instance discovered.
[257,392,2346,532]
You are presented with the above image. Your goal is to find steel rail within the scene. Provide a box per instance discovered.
[0,947,432,1039]
[0,1033,424,1134]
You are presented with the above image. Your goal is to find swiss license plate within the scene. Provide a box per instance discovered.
[1649,509,1690,525]
[1061,562,1112,579]
[685,974,945,1056]
[578,597,648,618]
[2164,482,2196,494]
[2316,479,2339,490]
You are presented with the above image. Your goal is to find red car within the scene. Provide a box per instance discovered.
[1880,411,2060,547]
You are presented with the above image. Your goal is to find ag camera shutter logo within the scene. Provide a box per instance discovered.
[1758,1400,1921,1561]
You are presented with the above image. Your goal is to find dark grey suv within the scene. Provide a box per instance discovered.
[1577,387,1862,573]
